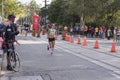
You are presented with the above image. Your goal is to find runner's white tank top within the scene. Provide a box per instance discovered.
[49,29,56,35]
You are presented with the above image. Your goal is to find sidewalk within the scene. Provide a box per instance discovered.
[60,34,120,50]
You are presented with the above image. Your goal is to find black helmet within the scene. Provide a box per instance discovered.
[7,14,16,20]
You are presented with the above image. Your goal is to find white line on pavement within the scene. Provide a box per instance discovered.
[111,74,120,79]
[56,46,120,78]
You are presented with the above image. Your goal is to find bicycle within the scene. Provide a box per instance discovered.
[1,40,20,72]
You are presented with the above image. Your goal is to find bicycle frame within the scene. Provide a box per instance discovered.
[4,40,19,52]
[0,39,20,72]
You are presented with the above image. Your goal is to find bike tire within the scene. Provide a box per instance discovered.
[10,51,20,72]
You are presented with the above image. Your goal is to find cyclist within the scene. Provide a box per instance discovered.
[2,14,19,71]
[47,24,57,55]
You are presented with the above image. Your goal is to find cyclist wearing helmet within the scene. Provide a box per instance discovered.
[2,14,19,71]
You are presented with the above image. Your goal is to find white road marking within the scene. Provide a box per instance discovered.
[111,74,120,79]
[1,76,43,80]
[113,71,120,74]
[56,46,120,79]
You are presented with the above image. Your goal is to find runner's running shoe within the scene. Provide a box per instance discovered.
[47,45,49,50]
[51,52,53,55]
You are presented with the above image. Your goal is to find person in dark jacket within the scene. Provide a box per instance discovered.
[2,14,19,71]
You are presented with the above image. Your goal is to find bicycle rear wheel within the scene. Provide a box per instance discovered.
[10,51,20,72]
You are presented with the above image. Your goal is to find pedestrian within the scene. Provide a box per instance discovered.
[24,23,29,38]
[99,26,104,38]
[107,28,111,40]
[70,27,73,36]
[116,27,120,41]
[91,27,94,38]
[95,26,99,38]
[0,20,4,37]
[83,25,88,37]
[113,27,117,41]
[47,24,57,55]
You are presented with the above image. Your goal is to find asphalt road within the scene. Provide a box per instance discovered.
[0,34,120,80]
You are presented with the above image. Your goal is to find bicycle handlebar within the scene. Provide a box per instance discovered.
[4,40,20,45]
[14,40,20,45]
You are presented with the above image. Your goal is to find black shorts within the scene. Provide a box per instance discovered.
[25,29,29,32]
[48,38,55,42]
[2,41,14,56]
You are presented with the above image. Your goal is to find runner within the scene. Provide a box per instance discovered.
[47,24,57,55]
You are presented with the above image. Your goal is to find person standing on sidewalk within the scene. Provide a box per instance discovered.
[95,26,99,38]
[2,14,19,70]
[83,25,88,37]
[107,27,111,40]
[116,27,120,41]
[47,24,57,55]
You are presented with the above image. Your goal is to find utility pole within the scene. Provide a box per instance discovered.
[43,0,49,27]
[2,0,4,21]
[45,0,47,8]
[44,0,47,28]
[26,5,28,24]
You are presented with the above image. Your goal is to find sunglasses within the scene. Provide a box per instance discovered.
[11,16,16,18]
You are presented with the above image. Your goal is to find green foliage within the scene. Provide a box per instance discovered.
[0,0,23,19]
[42,0,120,27]
[46,0,79,25]
[0,0,41,25]
[17,0,41,24]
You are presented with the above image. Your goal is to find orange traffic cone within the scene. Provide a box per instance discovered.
[68,35,71,42]
[94,38,99,49]
[83,36,87,46]
[111,40,116,52]
[77,35,81,44]
[67,35,69,41]
[65,34,68,41]
[71,35,74,43]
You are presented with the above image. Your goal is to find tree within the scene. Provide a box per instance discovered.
[47,0,79,25]
[17,0,41,24]
[40,0,120,26]
[0,0,23,19]
[26,0,41,24]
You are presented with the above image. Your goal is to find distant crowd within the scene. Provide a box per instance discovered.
[63,25,120,40]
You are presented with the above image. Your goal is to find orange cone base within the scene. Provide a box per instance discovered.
[111,41,116,52]
[83,40,87,46]
[94,47,99,49]
[83,44,87,46]
[111,51,116,52]
[111,47,116,52]
[94,39,99,49]
[83,36,87,46]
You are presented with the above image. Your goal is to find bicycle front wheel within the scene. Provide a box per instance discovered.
[10,51,20,72]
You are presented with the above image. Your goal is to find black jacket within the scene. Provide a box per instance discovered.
[4,23,19,41]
